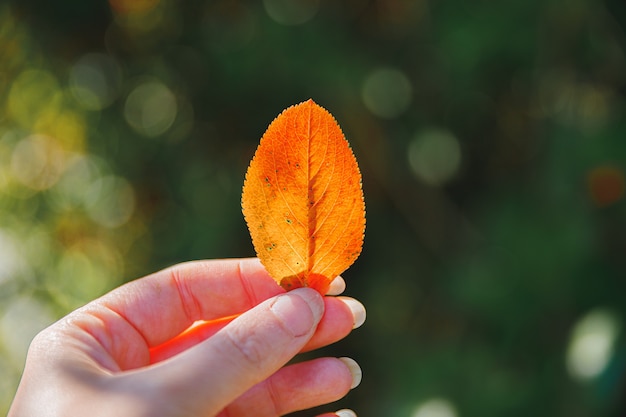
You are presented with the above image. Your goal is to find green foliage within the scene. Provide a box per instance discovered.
[1,0,626,416]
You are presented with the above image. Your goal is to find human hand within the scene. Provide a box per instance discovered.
[8,258,365,417]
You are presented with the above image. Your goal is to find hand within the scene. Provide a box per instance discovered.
[8,258,365,417]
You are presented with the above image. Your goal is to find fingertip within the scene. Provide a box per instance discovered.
[338,297,366,329]
[338,357,362,389]
[270,288,324,337]
[326,276,346,295]
[290,287,325,320]
[317,411,357,417]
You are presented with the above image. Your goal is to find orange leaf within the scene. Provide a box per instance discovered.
[242,99,365,294]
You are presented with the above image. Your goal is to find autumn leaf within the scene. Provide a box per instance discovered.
[242,99,365,294]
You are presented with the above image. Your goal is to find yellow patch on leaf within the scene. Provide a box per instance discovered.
[242,99,365,294]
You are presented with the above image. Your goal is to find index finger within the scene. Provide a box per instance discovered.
[94,258,284,348]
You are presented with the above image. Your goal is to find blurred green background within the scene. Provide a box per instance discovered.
[2,0,626,416]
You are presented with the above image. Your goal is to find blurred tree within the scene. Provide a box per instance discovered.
[1,1,626,416]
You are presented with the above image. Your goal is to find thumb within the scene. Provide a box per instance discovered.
[131,288,324,415]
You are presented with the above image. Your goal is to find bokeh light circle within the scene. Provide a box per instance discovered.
[362,67,412,118]
[408,128,461,186]
[8,69,62,129]
[263,0,320,26]
[124,80,178,137]
[85,176,136,228]
[0,230,26,286]
[412,398,458,417]
[70,53,123,111]
[566,308,620,381]
[0,297,54,365]
[10,135,67,190]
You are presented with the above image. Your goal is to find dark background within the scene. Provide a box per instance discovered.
[2,0,626,416]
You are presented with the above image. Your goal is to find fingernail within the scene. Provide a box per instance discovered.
[271,288,324,337]
[339,297,366,329]
[335,409,357,417]
[338,357,362,389]
[326,276,346,295]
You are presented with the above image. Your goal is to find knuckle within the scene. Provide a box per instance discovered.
[223,326,266,370]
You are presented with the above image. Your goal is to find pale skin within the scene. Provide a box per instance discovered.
[8,258,365,417]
